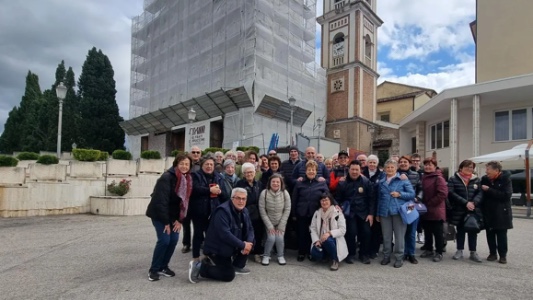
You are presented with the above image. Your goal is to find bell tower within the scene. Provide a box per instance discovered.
[317,0,383,153]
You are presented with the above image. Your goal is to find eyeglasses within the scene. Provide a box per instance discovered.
[232,196,247,202]
[412,160,421,163]
[269,153,276,156]
[191,151,201,154]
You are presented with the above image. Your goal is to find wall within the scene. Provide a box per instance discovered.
[377,98,412,124]
[476,0,533,82]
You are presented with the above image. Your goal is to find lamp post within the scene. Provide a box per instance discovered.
[316,117,323,153]
[188,107,196,123]
[288,96,296,145]
[55,82,67,158]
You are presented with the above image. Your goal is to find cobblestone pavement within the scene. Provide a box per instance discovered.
[1,215,532,300]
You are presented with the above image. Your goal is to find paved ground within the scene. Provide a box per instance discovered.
[1,215,532,300]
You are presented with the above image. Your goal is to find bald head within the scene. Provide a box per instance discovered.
[305,147,316,160]
[356,154,367,167]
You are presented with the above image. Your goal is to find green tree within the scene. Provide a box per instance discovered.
[0,107,22,153]
[18,71,44,152]
[78,47,124,153]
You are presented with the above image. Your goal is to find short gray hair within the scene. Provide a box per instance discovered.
[214,151,224,157]
[241,162,255,174]
[231,187,248,198]
[367,154,379,164]
[384,159,398,168]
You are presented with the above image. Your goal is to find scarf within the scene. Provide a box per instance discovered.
[320,205,336,236]
[458,171,472,186]
[174,168,192,221]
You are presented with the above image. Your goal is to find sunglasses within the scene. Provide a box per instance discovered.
[191,151,201,154]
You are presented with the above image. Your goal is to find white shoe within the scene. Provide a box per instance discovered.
[261,256,270,266]
[278,256,286,265]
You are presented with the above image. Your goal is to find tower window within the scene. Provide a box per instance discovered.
[364,34,373,66]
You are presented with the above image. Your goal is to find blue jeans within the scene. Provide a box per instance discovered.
[149,219,179,272]
[310,237,338,262]
[404,217,419,256]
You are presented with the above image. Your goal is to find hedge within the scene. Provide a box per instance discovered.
[141,150,161,159]
[16,152,39,160]
[37,155,59,165]
[98,151,109,161]
[72,149,101,162]
[236,146,260,154]
[112,150,132,160]
[0,155,18,167]
[170,150,187,157]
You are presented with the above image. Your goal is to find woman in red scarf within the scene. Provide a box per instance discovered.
[447,160,483,262]
[146,154,193,281]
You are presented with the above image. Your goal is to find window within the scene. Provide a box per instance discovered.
[494,108,531,141]
[430,120,449,149]
[379,113,390,122]
[364,35,373,66]
[411,137,417,154]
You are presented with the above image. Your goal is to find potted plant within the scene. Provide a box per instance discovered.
[107,179,132,196]
[0,155,25,185]
[107,150,136,176]
[138,150,165,174]
[70,149,104,179]
[29,154,67,182]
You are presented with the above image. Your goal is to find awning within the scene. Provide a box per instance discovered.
[120,87,252,135]
[255,95,312,127]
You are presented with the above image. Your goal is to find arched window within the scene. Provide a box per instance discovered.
[364,34,373,59]
[334,33,345,44]
[332,33,345,66]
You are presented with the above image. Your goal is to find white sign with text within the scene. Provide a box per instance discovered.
[185,120,210,150]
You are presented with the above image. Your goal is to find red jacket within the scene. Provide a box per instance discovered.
[421,170,448,221]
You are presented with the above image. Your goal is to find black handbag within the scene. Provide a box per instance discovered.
[463,213,481,233]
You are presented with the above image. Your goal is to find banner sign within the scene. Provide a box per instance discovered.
[185,120,210,150]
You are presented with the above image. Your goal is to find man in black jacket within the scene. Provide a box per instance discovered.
[181,145,202,254]
[280,146,300,194]
[480,161,513,264]
[336,160,375,264]
[292,146,329,185]
[188,188,254,283]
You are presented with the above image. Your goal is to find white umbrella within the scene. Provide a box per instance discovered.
[470,141,533,217]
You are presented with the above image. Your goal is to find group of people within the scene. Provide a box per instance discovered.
[145,145,513,283]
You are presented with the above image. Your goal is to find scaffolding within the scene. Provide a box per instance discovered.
[129,0,326,153]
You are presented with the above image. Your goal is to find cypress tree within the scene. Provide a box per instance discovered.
[78,47,124,153]
[19,71,44,152]
[0,107,22,153]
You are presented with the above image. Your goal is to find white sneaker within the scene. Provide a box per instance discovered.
[453,250,463,260]
[261,256,270,266]
[278,256,286,265]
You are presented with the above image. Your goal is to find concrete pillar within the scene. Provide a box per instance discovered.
[473,95,480,157]
[450,98,458,173]
[416,121,426,155]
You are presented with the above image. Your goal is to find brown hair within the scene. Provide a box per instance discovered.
[267,173,285,191]
[399,155,412,163]
[268,155,282,167]
[244,150,258,162]
[486,160,502,172]
[458,159,476,170]
[423,157,438,167]
[172,153,193,169]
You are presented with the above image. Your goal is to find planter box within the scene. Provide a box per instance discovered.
[29,164,67,182]
[90,196,150,216]
[137,158,165,174]
[0,167,26,185]
[69,161,104,179]
[106,159,137,176]
[165,157,175,169]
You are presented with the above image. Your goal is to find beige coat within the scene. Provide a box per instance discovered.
[258,189,291,232]
[309,207,348,262]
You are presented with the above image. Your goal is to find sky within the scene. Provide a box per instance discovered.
[0,0,476,135]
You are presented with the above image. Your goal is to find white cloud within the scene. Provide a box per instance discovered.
[378,0,476,60]
[379,60,475,92]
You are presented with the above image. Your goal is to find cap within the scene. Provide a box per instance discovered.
[338,150,349,157]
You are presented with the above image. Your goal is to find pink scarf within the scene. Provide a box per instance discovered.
[174,168,192,221]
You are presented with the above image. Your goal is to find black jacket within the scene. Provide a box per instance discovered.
[480,171,513,230]
[447,173,482,226]
[235,179,263,222]
[281,158,300,193]
[188,170,229,218]
[291,178,329,218]
[398,169,422,197]
[336,175,375,219]
[203,201,254,257]
[146,167,181,225]
[292,159,330,186]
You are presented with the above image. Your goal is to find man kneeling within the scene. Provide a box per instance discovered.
[188,187,255,283]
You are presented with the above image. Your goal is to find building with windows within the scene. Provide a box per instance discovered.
[317,0,383,153]
[398,0,533,173]
[121,0,326,157]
